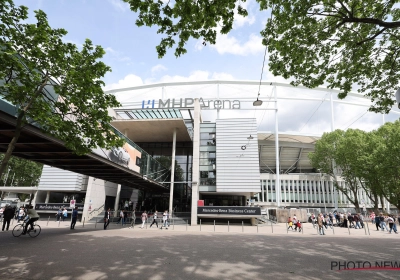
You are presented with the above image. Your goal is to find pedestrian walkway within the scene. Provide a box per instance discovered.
[8,218,400,239]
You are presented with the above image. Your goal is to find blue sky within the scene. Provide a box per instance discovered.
[15,0,269,89]
[13,0,400,133]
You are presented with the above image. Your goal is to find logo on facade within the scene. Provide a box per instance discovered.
[142,98,240,109]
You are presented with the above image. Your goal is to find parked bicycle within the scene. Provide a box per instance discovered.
[12,219,41,238]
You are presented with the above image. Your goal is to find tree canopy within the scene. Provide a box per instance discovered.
[0,0,124,179]
[123,0,400,113]
[309,121,400,212]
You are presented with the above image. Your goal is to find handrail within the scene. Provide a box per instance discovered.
[88,203,105,220]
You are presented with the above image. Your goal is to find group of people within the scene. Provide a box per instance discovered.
[102,208,171,230]
[287,215,302,232]
[370,212,399,234]
[0,204,40,234]
[55,207,68,222]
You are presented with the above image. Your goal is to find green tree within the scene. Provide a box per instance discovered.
[374,120,400,211]
[0,153,42,200]
[0,1,124,180]
[124,0,400,113]
[309,129,364,211]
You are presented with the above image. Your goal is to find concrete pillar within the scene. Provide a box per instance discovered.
[191,99,201,225]
[169,128,177,216]
[114,184,121,217]
[45,191,50,203]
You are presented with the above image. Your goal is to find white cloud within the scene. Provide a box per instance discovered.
[104,47,131,62]
[233,0,256,29]
[108,0,130,12]
[206,33,264,56]
[151,64,168,75]
[104,74,143,91]
[157,70,234,83]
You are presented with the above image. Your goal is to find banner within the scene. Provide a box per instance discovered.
[197,206,261,216]
[35,203,84,212]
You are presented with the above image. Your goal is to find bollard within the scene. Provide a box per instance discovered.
[347,223,350,235]
[364,223,367,235]
[316,225,319,235]
[200,219,202,231]
[58,220,61,227]
[186,219,188,231]
[214,220,215,232]
[287,222,289,234]
[302,225,303,234]
[332,224,335,235]
[173,218,175,230]
[47,216,50,226]
[257,223,259,233]
[228,221,230,232]
[366,222,370,235]
[242,221,244,233]
[95,218,97,228]
[83,217,85,228]
[271,221,273,233]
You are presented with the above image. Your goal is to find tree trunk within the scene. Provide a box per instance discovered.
[373,193,379,215]
[380,195,386,213]
[0,111,25,179]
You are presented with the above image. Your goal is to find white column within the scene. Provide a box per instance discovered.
[169,128,177,215]
[274,86,281,207]
[114,184,121,217]
[45,191,50,203]
[261,180,264,202]
[191,99,201,225]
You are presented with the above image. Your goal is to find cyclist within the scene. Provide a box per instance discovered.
[22,205,40,235]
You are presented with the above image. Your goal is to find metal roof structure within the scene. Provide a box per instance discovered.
[258,133,320,174]
[0,109,167,192]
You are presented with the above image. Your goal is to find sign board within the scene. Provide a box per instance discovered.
[35,203,83,211]
[198,206,261,216]
[69,200,76,208]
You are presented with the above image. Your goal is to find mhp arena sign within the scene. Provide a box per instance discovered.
[142,98,240,109]
[198,206,261,216]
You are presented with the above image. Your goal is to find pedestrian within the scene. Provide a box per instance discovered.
[160,210,169,229]
[2,205,14,231]
[129,209,136,229]
[374,215,381,230]
[70,206,78,230]
[104,208,111,230]
[124,200,129,210]
[116,210,124,224]
[150,211,159,228]
[140,211,148,229]
[354,214,361,229]
[317,213,325,235]
[387,215,398,234]
[55,207,62,221]
[292,214,298,231]
[62,208,68,221]
[379,213,389,231]
[296,220,302,232]
[17,206,25,222]
[287,216,293,230]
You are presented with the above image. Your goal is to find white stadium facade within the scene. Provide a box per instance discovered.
[7,80,400,224]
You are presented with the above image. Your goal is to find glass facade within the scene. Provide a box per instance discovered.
[137,142,193,212]
[199,123,216,186]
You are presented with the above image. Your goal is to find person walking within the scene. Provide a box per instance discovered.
[160,210,169,229]
[317,213,325,235]
[70,207,78,230]
[374,214,381,231]
[140,211,148,229]
[388,215,398,234]
[150,211,159,228]
[116,210,124,224]
[17,206,25,222]
[56,208,62,221]
[62,208,68,222]
[287,216,293,230]
[2,205,14,231]
[104,208,111,230]
[379,213,389,231]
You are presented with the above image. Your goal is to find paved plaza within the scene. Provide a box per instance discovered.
[1,219,400,280]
